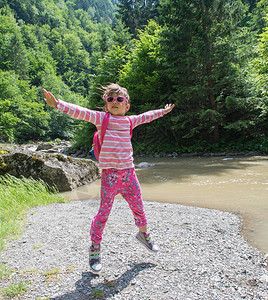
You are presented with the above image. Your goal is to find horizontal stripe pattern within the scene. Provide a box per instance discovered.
[129,109,164,128]
[57,99,165,169]
[57,99,104,125]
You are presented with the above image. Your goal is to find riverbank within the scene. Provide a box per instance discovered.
[0,199,267,299]
[63,155,268,255]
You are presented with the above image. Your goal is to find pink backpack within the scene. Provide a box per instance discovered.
[91,113,133,161]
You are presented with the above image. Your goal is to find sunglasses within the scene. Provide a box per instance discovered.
[106,96,128,103]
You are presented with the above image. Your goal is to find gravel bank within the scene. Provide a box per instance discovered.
[0,199,267,299]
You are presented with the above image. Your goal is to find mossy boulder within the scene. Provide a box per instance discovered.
[0,144,100,192]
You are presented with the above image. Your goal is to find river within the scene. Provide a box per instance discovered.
[63,155,268,254]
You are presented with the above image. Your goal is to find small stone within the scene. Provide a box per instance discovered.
[259,274,268,283]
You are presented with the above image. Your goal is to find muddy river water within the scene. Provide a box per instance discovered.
[63,156,268,254]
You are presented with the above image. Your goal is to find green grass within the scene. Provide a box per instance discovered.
[1,281,29,298]
[43,268,61,277]
[91,289,105,299]
[0,174,66,251]
[104,278,117,287]
[0,262,13,279]
[43,268,62,282]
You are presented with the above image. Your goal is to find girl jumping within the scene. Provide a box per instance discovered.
[43,84,174,273]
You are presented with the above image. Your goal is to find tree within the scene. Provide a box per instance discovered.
[118,21,177,153]
[0,99,20,142]
[0,70,50,142]
[0,13,29,78]
[120,20,163,110]
[158,0,246,146]
[73,0,116,23]
[116,0,159,36]
[251,4,268,144]
[51,32,92,95]
[74,44,130,149]
[111,19,134,50]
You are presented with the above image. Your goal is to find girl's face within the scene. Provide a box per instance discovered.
[105,93,130,116]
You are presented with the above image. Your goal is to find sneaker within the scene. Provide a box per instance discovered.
[89,244,102,273]
[136,231,159,252]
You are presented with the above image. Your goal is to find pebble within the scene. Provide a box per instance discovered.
[0,199,267,299]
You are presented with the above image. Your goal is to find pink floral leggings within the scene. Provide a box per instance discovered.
[90,168,147,244]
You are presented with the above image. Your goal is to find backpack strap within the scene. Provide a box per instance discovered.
[99,113,110,145]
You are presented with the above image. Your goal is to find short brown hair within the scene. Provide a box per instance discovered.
[101,83,130,104]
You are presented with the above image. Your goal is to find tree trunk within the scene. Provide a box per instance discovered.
[200,0,220,143]
[206,61,220,142]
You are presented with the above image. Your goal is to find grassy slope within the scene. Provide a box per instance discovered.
[0,174,66,251]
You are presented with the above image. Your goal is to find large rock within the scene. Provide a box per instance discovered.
[0,144,100,192]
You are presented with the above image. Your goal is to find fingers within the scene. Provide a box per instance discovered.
[165,104,174,109]
[165,103,174,108]
[163,103,175,114]
[43,88,50,101]
[42,88,53,98]
[43,89,55,101]
[42,88,57,107]
[42,88,48,98]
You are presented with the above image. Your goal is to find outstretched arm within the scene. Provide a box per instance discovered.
[42,88,104,126]
[129,103,175,128]
[163,103,175,114]
[43,88,58,108]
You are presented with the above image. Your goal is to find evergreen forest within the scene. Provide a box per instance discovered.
[0,0,267,154]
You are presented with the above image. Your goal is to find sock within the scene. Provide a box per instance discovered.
[90,243,101,254]
[144,232,150,238]
[144,232,152,243]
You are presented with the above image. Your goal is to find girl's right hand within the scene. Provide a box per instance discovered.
[43,88,58,108]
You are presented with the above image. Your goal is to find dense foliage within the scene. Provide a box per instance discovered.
[0,0,267,154]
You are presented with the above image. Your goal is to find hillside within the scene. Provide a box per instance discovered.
[0,0,267,154]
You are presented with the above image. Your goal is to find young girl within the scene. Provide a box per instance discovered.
[43,84,174,273]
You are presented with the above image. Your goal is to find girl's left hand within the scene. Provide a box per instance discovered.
[163,104,175,114]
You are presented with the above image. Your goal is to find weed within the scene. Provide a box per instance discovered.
[0,262,13,279]
[43,268,61,282]
[43,268,61,276]
[91,289,105,299]
[65,265,75,273]
[104,278,117,287]
[21,269,39,276]
[33,244,43,249]
[1,281,29,298]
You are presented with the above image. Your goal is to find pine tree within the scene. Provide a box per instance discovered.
[116,0,159,36]
[158,0,246,144]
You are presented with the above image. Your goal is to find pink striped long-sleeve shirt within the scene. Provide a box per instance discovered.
[57,99,165,169]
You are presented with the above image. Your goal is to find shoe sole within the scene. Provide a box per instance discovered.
[136,236,159,253]
[89,253,102,273]
[89,265,102,273]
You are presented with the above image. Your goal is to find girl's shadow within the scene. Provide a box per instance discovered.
[52,262,156,299]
